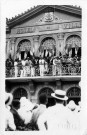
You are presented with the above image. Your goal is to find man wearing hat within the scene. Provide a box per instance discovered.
[37,89,80,131]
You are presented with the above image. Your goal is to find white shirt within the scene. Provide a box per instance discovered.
[5,107,16,130]
[37,104,80,131]
[17,99,34,124]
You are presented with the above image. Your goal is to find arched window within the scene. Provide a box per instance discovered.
[65,35,81,58]
[67,87,81,105]
[40,37,56,57]
[12,88,28,109]
[17,39,31,60]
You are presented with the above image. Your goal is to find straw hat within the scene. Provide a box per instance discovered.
[51,89,68,101]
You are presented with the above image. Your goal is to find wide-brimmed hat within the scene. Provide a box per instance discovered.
[51,89,68,101]
[5,92,13,106]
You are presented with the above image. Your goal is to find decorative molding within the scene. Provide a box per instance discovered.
[44,82,49,85]
[56,80,61,89]
[36,12,69,24]
[57,33,65,39]
[10,37,16,44]
[33,36,39,41]
[29,81,35,95]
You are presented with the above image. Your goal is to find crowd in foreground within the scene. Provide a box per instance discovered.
[5,90,81,131]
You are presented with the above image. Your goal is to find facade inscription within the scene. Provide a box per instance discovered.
[16,21,81,34]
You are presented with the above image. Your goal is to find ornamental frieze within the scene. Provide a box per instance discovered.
[16,21,81,34]
[17,27,35,34]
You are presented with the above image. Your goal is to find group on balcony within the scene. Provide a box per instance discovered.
[5,51,81,78]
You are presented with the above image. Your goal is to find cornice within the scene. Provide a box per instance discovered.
[6,5,82,32]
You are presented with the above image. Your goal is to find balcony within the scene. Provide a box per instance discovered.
[6,61,81,78]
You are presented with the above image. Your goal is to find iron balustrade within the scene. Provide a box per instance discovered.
[6,62,81,78]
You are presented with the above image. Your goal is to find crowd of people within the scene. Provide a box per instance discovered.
[6,54,81,77]
[5,89,81,132]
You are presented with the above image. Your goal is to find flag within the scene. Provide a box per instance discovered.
[45,50,48,57]
[75,48,77,55]
[30,50,33,56]
[19,53,21,60]
[41,52,44,58]
[49,52,51,57]
[24,52,27,59]
[52,49,54,56]
[69,50,72,57]
[47,52,49,57]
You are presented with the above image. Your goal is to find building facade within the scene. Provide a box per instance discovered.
[6,5,81,108]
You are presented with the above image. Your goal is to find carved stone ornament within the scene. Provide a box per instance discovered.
[36,12,68,24]
[33,36,39,42]
[57,33,65,39]
[10,37,16,44]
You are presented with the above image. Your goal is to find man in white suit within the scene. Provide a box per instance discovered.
[37,89,80,131]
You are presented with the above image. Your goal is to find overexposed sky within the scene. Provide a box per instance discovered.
[1,0,85,19]
[3,0,37,19]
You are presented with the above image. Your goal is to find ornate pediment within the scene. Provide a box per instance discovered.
[36,12,69,24]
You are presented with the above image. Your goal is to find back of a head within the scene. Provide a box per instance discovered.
[55,98,64,104]
[39,93,47,105]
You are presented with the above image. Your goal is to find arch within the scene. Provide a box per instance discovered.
[13,87,28,100]
[16,37,32,47]
[65,34,81,57]
[16,39,32,60]
[39,35,57,46]
[39,36,56,57]
[11,86,29,98]
[17,39,31,52]
[64,33,81,43]
[12,87,29,109]
[38,87,54,96]
[38,87,55,107]
[66,86,81,105]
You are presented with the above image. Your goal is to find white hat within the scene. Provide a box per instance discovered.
[51,89,68,101]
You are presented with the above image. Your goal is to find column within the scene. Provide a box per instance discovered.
[6,40,10,59]
[56,80,62,89]
[57,33,65,56]
[33,36,39,57]
[29,81,35,95]
[10,38,16,60]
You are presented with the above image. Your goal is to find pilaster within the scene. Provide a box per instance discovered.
[57,33,65,56]
[33,36,39,56]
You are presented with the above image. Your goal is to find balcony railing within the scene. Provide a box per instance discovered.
[6,62,81,78]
